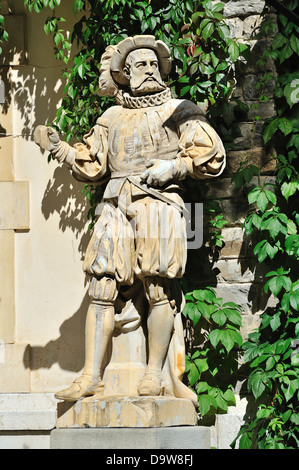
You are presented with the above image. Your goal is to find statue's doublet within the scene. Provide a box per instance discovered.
[70,94,225,200]
[68,92,226,282]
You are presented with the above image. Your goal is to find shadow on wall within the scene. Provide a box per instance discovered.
[23,289,90,373]
[41,163,91,260]
[0,10,93,375]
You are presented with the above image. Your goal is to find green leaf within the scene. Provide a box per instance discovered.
[263,118,280,143]
[209,329,222,348]
[196,381,210,394]
[212,310,227,326]
[222,388,236,406]
[281,180,299,201]
[285,379,299,401]
[217,23,230,42]
[256,406,273,419]
[228,42,240,62]
[265,356,276,371]
[78,63,85,78]
[202,22,215,40]
[290,412,299,425]
[226,309,242,327]
[290,291,299,310]
[250,354,268,368]
[287,219,297,235]
[248,370,269,399]
[248,187,261,205]
[239,431,253,449]
[180,85,191,97]
[270,311,281,331]
[220,329,236,353]
[197,394,217,416]
[211,2,224,13]
[256,191,269,212]
[187,361,200,386]
[280,42,293,63]
[194,357,209,374]
[267,217,287,239]
[215,391,228,412]
[278,119,293,135]
[183,302,201,326]
[191,11,205,23]
[272,33,287,49]
[284,80,299,108]
[265,271,292,296]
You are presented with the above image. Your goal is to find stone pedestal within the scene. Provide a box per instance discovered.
[50,426,211,449]
[56,396,197,428]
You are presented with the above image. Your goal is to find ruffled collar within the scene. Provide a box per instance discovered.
[116,88,172,109]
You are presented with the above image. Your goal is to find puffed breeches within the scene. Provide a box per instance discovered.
[83,192,187,285]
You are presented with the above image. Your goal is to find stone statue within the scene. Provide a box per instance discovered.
[34,35,225,425]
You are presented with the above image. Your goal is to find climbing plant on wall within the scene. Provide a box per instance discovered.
[231,0,299,449]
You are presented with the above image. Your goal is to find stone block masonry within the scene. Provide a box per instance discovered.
[198,1,278,449]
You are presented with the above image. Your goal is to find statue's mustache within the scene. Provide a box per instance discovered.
[132,76,166,90]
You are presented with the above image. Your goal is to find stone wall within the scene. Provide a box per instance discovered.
[206,0,278,449]
[0,0,278,449]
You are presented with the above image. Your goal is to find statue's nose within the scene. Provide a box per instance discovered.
[145,64,154,75]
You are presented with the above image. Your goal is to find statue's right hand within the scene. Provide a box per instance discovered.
[33,125,61,152]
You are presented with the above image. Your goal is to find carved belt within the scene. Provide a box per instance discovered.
[110,168,187,215]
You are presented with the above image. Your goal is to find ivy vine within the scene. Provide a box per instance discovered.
[231,0,299,449]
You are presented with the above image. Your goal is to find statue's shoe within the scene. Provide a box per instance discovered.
[54,376,103,402]
[137,371,162,396]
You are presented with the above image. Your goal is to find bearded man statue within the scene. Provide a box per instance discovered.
[34,36,226,410]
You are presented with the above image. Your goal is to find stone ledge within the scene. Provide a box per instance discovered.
[50,426,211,449]
[57,396,197,429]
[216,0,266,18]
[0,345,31,393]
[0,431,51,449]
[0,393,57,430]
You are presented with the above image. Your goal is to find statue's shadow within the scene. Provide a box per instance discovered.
[24,290,89,373]
[23,165,92,374]
[41,163,91,257]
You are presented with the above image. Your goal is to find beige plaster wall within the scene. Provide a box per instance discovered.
[1,2,90,392]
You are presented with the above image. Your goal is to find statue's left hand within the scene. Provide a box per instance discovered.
[33,125,61,152]
[140,159,176,187]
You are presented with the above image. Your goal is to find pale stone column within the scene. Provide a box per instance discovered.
[0,10,30,393]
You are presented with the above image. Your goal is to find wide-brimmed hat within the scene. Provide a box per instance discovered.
[110,35,172,86]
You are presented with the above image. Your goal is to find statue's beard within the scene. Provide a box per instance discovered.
[130,76,166,95]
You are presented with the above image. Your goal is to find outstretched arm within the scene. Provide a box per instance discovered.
[34,126,75,165]
[33,121,109,183]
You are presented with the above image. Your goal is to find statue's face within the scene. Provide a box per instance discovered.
[124,48,166,96]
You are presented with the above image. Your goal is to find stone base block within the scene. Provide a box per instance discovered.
[50,426,211,449]
[56,396,197,428]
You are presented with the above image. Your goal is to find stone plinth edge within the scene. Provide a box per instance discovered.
[50,426,211,449]
[56,396,197,428]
